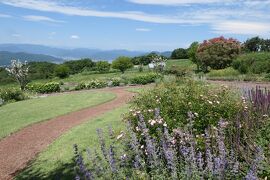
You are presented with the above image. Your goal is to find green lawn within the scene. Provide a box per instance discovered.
[0,91,115,139]
[166,59,196,70]
[16,105,128,180]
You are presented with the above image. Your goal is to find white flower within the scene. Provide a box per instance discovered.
[117,132,124,140]
[163,122,167,127]
[194,112,199,117]
[141,145,144,149]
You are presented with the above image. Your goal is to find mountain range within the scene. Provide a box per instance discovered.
[0,44,172,66]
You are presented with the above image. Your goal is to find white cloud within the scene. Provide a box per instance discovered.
[0,0,195,24]
[70,35,80,39]
[0,13,12,18]
[136,28,151,32]
[1,0,270,36]
[23,15,65,23]
[12,34,21,37]
[49,32,56,35]
[211,21,270,35]
[127,0,229,6]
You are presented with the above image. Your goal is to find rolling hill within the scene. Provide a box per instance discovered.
[0,51,63,66]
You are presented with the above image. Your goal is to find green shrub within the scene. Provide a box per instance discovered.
[127,81,241,135]
[26,82,60,93]
[165,65,190,77]
[108,78,121,87]
[112,56,133,73]
[0,88,27,103]
[233,52,270,74]
[130,73,159,85]
[265,73,270,80]
[207,67,240,77]
[95,61,110,73]
[74,82,86,91]
[86,80,107,89]
[54,65,70,78]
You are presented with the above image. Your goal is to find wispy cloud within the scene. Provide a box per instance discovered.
[211,21,270,35]
[0,0,196,24]
[0,13,12,18]
[127,0,229,6]
[23,15,65,23]
[11,34,21,37]
[1,0,270,36]
[136,28,151,32]
[70,35,80,39]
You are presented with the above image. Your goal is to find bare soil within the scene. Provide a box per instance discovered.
[0,87,135,180]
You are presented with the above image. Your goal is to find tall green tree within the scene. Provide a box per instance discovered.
[112,56,133,73]
[64,58,95,74]
[187,42,199,71]
[243,36,262,52]
[54,64,70,78]
[171,48,188,59]
[95,61,110,73]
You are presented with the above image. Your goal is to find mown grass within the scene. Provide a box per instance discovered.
[0,91,115,139]
[166,59,196,70]
[16,105,128,180]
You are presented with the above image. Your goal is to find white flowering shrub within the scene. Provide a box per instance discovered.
[151,56,167,73]
[5,60,29,90]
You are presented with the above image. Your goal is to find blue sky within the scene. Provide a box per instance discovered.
[0,0,269,51]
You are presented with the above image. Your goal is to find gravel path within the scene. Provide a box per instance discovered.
[0,87,135,180]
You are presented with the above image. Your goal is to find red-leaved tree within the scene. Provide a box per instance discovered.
[197,36,241,72]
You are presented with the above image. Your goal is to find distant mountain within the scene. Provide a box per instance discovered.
[0,51,63,66]
[0,44,146,60]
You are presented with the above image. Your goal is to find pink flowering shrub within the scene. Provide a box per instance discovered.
[197,36,241,72]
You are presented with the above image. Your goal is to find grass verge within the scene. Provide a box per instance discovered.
[16,105,128,180]
[0,91,115,139]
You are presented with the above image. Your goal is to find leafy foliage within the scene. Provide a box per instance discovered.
[0,88,27,103]
[112,56,133,73]
[95,61,110,73]
[243,36,270,52]
[131,52,168,66]
[0,67,15,85]
[128,81,241,134]
[171,48,188,59]
[232,52,270,74]
[87,80,107,89]
[28,61,56,80]
[187,42,199,70]
[64,58,95,74]
[197,36,241,72]
[165,65,190,77]
[26,82,60,93]
[130,73,159,85]
[54,65,70,78]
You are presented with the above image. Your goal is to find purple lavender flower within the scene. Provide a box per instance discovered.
[108,145,117,173]
[73,144,93,180]
[96,128,107,160]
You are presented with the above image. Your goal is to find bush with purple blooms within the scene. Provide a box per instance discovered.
[73,82,270,179]
[73,111,266,179]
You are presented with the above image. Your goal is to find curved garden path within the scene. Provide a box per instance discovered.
[0,87,135,180]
